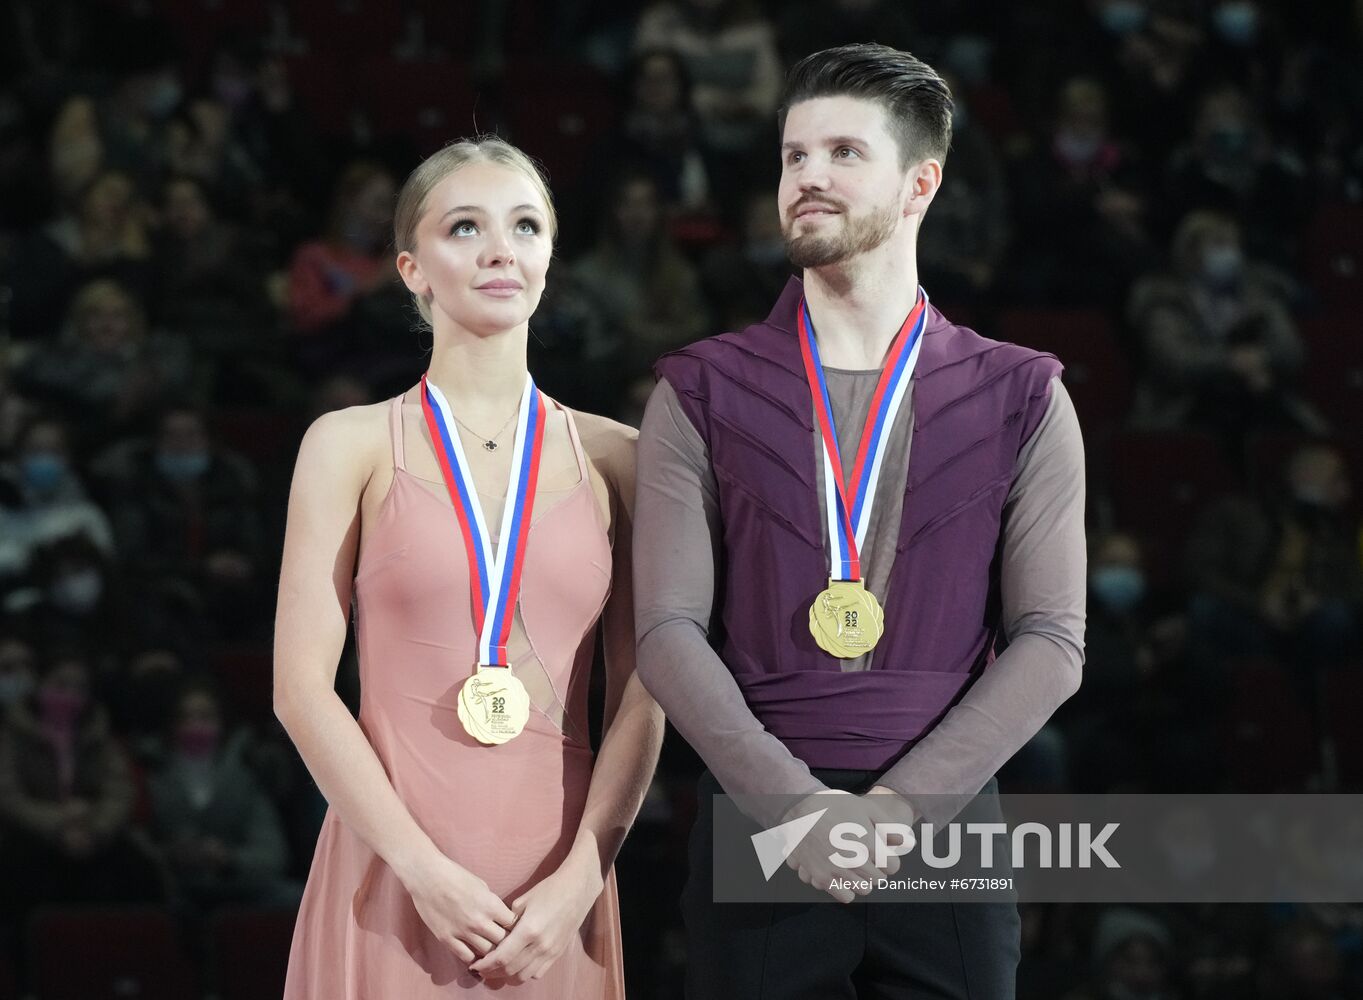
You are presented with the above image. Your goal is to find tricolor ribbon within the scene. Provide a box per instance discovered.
[797,289,928,582]
[420,373,547,667]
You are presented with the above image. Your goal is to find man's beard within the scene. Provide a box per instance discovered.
[783,198,898,269]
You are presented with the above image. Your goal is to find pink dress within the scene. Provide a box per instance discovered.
[283,393,626,998]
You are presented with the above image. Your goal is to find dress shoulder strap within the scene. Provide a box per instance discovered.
[388,394,407,471]
[555,400,590,483]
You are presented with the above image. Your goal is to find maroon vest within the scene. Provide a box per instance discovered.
[654,277,1063,770]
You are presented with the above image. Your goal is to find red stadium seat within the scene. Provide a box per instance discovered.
[26,906,196,1000]
[996,307,1133,435]
[211,407,305,473]
[283,53,354,135]
[357,56,482,155]
[503,63,618,189]
[211,644,276,726]
[211,906,299,1000]
[1219,658,1318,792]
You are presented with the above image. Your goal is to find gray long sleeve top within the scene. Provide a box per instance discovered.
[634,368,1087,825]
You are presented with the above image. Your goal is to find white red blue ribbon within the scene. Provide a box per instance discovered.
[420,373,547,667]
[797,289,928,582]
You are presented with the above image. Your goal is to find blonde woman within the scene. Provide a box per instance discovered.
[275,136,663,996]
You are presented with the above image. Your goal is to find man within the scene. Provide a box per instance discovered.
[634,44,1087,998]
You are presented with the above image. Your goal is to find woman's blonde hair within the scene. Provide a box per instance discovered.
[393,135,557,327]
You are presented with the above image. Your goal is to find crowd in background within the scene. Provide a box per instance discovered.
[1,0,1362,997]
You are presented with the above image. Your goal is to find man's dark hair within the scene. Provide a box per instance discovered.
[778,43,953,169]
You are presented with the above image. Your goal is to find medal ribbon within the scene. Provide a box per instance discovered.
[420,373,547,667]
[797,289,928,582]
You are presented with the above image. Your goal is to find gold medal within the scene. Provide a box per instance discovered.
[457,665,531,744]
[808,579,885,658]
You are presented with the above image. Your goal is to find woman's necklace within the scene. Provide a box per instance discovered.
[450,406,519,452]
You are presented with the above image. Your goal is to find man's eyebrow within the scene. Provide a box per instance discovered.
[781,135,870,151]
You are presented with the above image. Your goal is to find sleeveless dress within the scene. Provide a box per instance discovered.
[283,393,627,998]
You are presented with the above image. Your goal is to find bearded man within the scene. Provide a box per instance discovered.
[633,43,1088,999]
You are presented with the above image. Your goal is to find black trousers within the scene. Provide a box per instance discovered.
[682,768,1021,1000]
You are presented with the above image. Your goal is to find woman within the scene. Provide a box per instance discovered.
[148,678,296,913]
[0,651,163,923]
[275,136,663,996]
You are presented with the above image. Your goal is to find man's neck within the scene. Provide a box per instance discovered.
[802,246,921,371]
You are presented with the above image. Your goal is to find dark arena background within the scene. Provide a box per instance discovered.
[1,0,1362,997]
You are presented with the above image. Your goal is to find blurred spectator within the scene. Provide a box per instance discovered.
[286,161,405,376]
[572,170,708,379]
[633,0,783,162]
[1064,906,1176,1000]
[8,169,156,339]
[1256,920,1347,1000]
[45,96,105,213]
[0,414,114,582]
[1010,77,1157,308]
[149,679,295,913]
[0,651,163,923]
[94,402,265,639]
[919,73,1009,304]
[286,162,395,335]
[1185,443,1363,679]
[0,365,38,456]
[777,0,914,66]
[152,174,271,363]
[230,53,328,246]
[595,48,717,216]
[526,267,617,413]
[1164,85,1311,262]
[699,187,792,331]
[158,97,261,214]
[18,279,196,440]
[4,535,127,668]
[0,634,38,721]
[1127,211,1324,437]
[102,646,186,763]
[1055,532,1202,792]
[1071,0,1206,154]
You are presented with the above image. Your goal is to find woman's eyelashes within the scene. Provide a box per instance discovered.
[447,216,542,237]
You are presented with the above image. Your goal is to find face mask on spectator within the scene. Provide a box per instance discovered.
[1099,0,1148,35]
[20,453,67,495]
[0,673,33,706]
[155,450,211,481]
[1091,565,1146,612]
[1200,245,1243,287]
[1213,3,1259,45]
[38,685,88,728]
[176,720,221,759]
[51,569,103,615]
